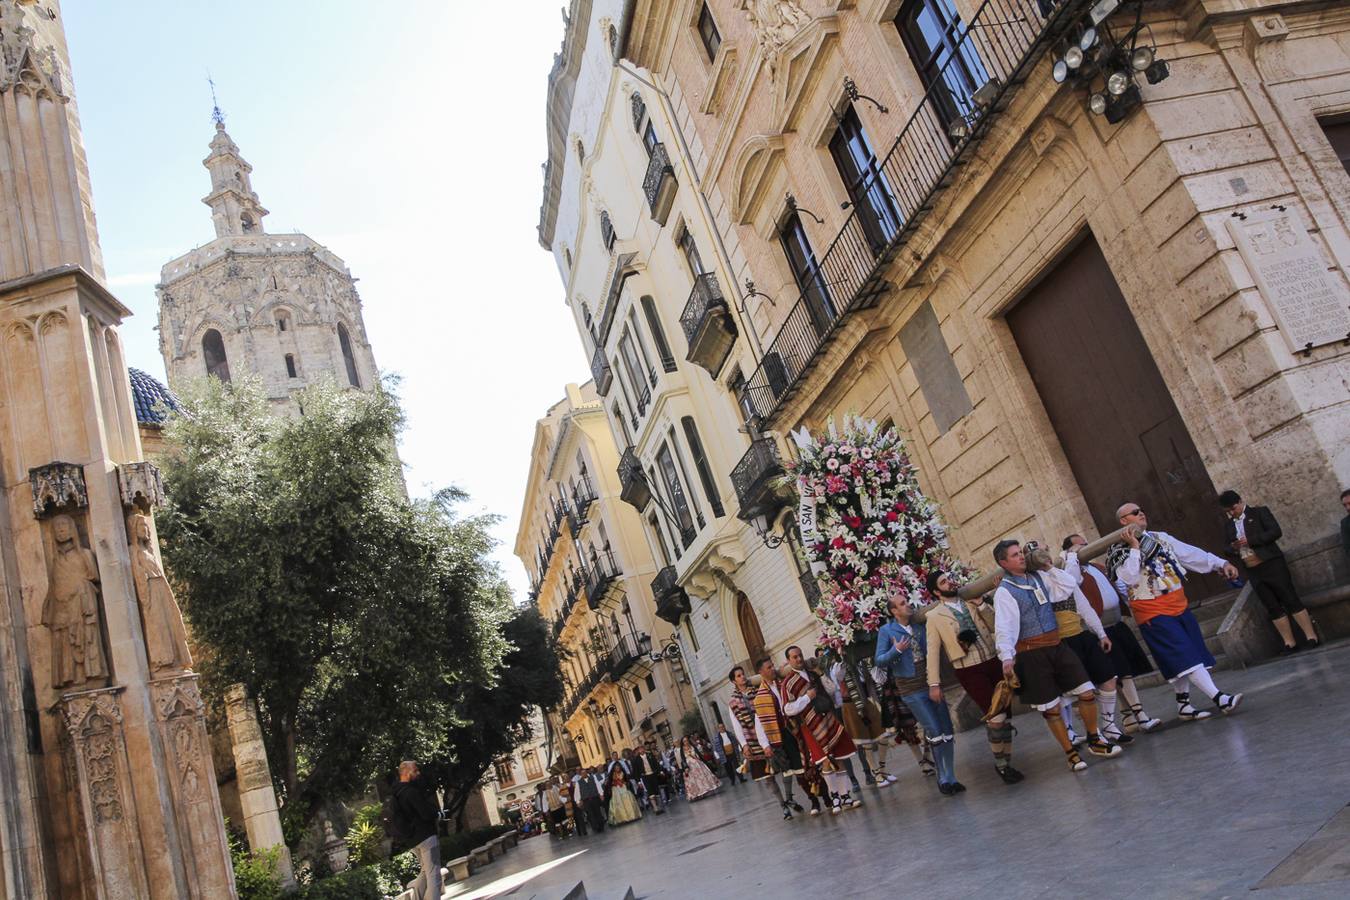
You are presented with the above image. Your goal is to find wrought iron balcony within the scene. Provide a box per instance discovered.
[680,272,738,376]
[572,476,597,521]
[591,346,613,396]
[652,565,691,626]
[731,438,788,522]
[643,142,677,225]
[618,446,651,510]
[584,549,623,610]
[609,632,653,683]
[738,0,1076,424]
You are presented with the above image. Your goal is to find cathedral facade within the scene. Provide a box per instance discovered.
[157,119,378,412]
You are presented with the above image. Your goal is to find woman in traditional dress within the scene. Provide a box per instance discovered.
[606,767,643,825]
[679,735,721,801]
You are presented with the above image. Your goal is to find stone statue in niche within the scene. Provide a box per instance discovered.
[42,514,108,689]
[128,514,192,673]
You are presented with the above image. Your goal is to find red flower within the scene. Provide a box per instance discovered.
[830,537,846,549]
[845,515,862,530]
[885,511,898,522]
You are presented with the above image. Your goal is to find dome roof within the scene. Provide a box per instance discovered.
[128,368,182,426]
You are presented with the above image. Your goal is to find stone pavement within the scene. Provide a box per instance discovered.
[446,643,1350,899]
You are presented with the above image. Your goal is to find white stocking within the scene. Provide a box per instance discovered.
[1187,667,1220,700]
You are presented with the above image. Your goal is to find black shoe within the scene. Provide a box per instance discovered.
[781,801,793,820]
[938,783,955,796]
[996,765,1025,784]
[790,800,804,813]
[951,781,966,793]
[1280,643,1298,655]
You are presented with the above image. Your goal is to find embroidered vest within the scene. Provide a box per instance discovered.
[1001,572,1058,640]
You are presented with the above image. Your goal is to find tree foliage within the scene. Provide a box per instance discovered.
[425,603,563,829]
[157,376,513,825]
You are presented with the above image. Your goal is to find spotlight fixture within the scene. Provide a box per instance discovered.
[1145,58,1170,84]
[1107,70,1132,96]
[1065,46,1085,69]
[1130,46,1154,71]
[1088,92,1108,115]
[1079,27,1098,51]
[1104,83,1141,124]
[948,117,971,141]
[1053,58,1069,83]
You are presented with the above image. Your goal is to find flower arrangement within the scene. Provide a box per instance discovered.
[786,415,970,650]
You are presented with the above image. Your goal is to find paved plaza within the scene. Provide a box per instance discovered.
[449,643,1350,899]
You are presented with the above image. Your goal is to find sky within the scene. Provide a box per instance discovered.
[64,0,587,600]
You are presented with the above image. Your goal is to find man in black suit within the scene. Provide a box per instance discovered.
[635,742,666,813]
[1220,490,1318,652]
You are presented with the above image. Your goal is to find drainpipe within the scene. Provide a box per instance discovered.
[615,60,767,366]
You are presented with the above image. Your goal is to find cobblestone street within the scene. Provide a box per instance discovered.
[449,643,1350,899]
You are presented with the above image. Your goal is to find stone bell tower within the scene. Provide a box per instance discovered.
[0,2,236,897]
[157,107,379,414]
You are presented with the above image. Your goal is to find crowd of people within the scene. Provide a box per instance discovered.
[526,493,1338,841]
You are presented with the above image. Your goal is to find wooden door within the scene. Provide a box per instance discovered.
[1006,236,1225,599]
[736,592,767,665]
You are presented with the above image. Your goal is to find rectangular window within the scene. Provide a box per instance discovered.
[643,121,659,156]
[1321,117,1350,176]
[284,354,297,378]
[655,444,696,546]
[697,3,721,62]
[618,331,650,417]
[678,227,708,276]
[727,368,757,425]
[648,512,673,566]
[640,297,677,373]
[612,401,633,446]
[628,312,657,385]
[681,416,724,517]
[632,684,642,703]
[685,619,700,652]
[829,106,902,254]
[895,0,988,141]
[645,673,656,692]
[669,426,705,530]
[779,211,835,334]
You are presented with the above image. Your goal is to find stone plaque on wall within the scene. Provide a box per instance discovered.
[898,301,973,435]
[1227,208,1350,353]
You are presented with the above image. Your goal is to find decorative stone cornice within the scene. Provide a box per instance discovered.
[29,461,87,518]
[118,461,165,510]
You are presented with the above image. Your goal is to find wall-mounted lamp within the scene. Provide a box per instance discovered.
[842,76,888,115]
[785,192,824,225]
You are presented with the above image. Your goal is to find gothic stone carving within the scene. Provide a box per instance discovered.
[739,0,811,78]
[119,461,166,510]
[129,514,192,673]
[0,0,64,97]
[29,461,88,517]
[43,514,108,690]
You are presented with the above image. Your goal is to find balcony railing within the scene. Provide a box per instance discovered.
[591,346,613,396]
[572,476,596,521]
[643,142,677,224]
[652,565,691,626]
[680,272,738,376]
[584,549,623,610]
[731,438,787,522]
[609,632,650,683]
[618,446,652,510]
[559,663,608,721]
[738,0,1076,424]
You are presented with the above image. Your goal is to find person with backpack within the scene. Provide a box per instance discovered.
[392,760,442,900]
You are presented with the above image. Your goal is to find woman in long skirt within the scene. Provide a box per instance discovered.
[680,736,721,801]
[607,768,643,825]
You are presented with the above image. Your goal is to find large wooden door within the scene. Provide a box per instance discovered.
[1006,236,1224,599]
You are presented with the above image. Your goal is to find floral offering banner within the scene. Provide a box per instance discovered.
[786,415,969,650]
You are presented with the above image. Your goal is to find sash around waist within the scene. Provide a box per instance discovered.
[1131,588,1188,626]
[1015,630,1061,653]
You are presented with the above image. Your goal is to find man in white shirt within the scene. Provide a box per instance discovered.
[1063,534,1161,734]
[1109,503,1243,719]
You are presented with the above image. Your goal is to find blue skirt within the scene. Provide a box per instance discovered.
[1138,610,1214,680]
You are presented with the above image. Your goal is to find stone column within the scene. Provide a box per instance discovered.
[224,684,295,888]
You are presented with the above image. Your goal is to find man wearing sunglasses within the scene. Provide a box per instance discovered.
[1110,503,1243,720]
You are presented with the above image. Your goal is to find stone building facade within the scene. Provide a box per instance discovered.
[539,0,1350,722]
[157,119,378,412]
[0,2,235,897]
[515,383,697,762]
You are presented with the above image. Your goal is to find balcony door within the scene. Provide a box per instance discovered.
[829,106,902,254]
[780,211,835,336]
[895,0,989,139]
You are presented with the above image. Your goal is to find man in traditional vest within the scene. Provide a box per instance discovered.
[1109,503,1243,719]
[728,665,793,814]
[992,540,1123,772]
[924,570,1023,784]
[751,656,813,819]
[571,766,606,834]
[1063,533,1162,734]
[783,645,860,814]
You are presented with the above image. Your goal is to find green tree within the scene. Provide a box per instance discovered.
[425,604,563,830]
[157,376,510,827]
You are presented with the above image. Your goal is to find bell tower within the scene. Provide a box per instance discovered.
[201,101,269,238]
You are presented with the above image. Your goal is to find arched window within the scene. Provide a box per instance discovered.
[337,323,360,388]
[202,329,230,382]
[275,311,290,332]
[241,213,256,234]
[736,591,766,666]
[284,354,297,378]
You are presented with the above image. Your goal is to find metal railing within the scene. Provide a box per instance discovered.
[591,345,613,396]
[680,272,728,344]
[643,142,674,215]
[652,565,691,625]
[618,446,651,509]
[609,632,647,681]
[584,549,622,609]
[730,438,785,521]
[738,0,1079,423]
